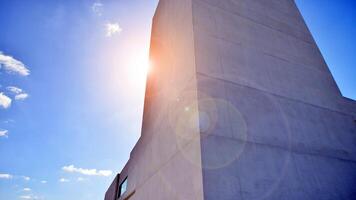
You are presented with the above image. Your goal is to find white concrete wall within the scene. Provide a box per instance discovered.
[107,0,356,199]
[116,0,204,199]
[193,0,356,199]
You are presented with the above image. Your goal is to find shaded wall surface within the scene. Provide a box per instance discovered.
[105,174,119,200]
[106,0,356,199]
[193,0,356,199]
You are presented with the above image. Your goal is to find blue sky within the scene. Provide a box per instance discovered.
[296,0,356,99]
[0,0,355,200]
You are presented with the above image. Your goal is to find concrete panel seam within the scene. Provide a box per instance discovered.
[197,72,353,117]
[201,133,356,164]
[194,28,331,76]
[195,0,314,45]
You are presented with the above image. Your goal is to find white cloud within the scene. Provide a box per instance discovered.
[19,195,32,200]
[0,92,12,109]
[23,176,31,181]
[62,165,112,177]
[19,195,40,200]
[92,2,103,16]
[0,52,30,76]
[105,23,122,37]
[0,129,9,138]
[59,178,70,183]
[6,86,29,101]
[15,93,29,101]
[40,180,47,184]
[77,177,86,182]
[7,86,23,94]
[0,173,13,179]
[23,188,31,192]
[98,170,112,176]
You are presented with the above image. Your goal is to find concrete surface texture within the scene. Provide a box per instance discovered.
[105,0,356,199]
[105,174,119,200]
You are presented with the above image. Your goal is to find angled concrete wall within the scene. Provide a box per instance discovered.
[112,0,204,199]
[193,0,356,199]
[105,174,119,200]
[106,0,356,199]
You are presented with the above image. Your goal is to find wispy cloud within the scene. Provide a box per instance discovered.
[77,177,87,182]
[92,2,103,16]
[0,92,12,109]
[0,173,13,179]
[7,86,29,101]
[59,178,70,183]
[0,52,30,76]
[40,180,47,184]
[0,129,9,138]
[7,86,22,94]
[19,195,40,200]
[23,176,31,181]
[15,93,29,101]
[105,23,122,37]
[19,195,32,200]
[2,119,14,124]
[62,165,112,177]
[23,188,31,192]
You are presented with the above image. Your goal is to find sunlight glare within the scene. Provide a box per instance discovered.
[126,51,151,88]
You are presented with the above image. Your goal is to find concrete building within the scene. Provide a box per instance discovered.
[105,0,356,199]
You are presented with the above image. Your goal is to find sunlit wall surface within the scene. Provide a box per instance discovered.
[111,0,205,199]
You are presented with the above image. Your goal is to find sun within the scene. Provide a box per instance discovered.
[126,52,151,87]
[99,36,153,98]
